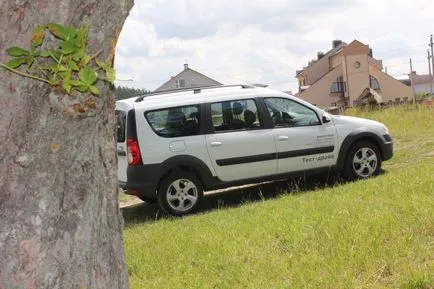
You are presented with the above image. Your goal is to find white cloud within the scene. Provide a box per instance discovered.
[114,0,434,93]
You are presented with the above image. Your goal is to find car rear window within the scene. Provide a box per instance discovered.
[145,105,200,138]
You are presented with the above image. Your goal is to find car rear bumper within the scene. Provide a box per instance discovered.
[125,165,160,200]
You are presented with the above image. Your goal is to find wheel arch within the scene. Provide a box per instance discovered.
[156,155,216,193]
[337,130,385,166]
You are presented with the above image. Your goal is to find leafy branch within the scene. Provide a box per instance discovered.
[1,23,116,96]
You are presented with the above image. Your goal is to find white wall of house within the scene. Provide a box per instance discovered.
[414,83,434,95]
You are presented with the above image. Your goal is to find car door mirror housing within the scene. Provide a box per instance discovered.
[322,113,331,123]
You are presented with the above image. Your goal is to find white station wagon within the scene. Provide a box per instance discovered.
[116,85,393,215]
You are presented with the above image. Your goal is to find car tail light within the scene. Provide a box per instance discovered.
[127,138,142,165]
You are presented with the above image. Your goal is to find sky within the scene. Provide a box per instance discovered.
[114,0,434,93]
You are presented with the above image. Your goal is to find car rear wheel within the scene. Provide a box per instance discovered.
[157,171,203,215]
[344,141,381,180]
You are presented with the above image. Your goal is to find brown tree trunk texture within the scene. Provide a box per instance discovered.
[0,0,133,288]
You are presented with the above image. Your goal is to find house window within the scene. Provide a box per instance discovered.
[370,75,380,90]
[395,97,401,102]
[175,79,186,88]
[403,97,408,102]
[330,76,346,93]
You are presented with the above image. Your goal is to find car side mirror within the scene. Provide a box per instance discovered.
[322,113,331,123]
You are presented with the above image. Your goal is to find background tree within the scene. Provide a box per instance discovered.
[0,0,133,288]
[115,86,151,100]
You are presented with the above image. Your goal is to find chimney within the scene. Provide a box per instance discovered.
[332,40,342,49]
[369,48,373,58]
[317,51,324,60]
[184,63,188,70]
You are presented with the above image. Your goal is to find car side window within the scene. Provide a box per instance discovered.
[264,97,321,127]
[115,110,126,142]
[146,105,200,137]
[211,99,262,132]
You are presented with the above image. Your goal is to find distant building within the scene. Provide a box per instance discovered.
[155,63,223,92]
[407,72,434,95]
[295,40,412,108]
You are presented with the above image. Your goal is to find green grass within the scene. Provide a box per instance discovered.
[119,190,137,204]
[123,105,434,289]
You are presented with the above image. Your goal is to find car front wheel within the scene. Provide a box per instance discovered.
[157,171,203,215]
[344,141,381,180]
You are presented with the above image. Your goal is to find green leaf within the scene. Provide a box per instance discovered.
[5,57,26,68]
[96,60,115,83]
[79,67,98,85]
[63,81,72,94]
[49,64,58,73]
[27,54,35,69]
[6,47,30,57]
[89,85,100,95]
[47,23,69,40]
[38,51,51,57]
[49,64,67,73]
[76,26,88,48]
[69,60,79,71]
[60,70,71,81]
[105,67,116,83]
[47,23,78,40]
[72,49,84,62]
[60,40,77,55]
[65,27,79,39]
[96,59,108,70]
[78,54,91,67]
[70,80,86,87]
[74,85,89,93]
[31,26,45,48]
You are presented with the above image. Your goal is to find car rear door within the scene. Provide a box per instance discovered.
[205,98,277,182]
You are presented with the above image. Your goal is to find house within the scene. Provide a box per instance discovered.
[295,40,412,108]
[154,63,223,92]
[408,72,434,96]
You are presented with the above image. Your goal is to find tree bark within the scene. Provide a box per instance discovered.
[0,0,133,288]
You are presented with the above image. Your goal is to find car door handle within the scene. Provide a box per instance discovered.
[278,136,289,141]
[210,141,222,147]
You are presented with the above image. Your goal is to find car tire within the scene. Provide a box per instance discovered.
[157,171,203,216]
[344,141,381,181]
[138,196,156,203]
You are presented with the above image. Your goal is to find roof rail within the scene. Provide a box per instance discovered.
[135,84,255,102]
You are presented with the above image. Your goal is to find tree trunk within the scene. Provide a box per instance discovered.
[0,0,133,288]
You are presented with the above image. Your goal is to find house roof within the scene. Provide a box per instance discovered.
[296,41,347,76]
[342,40,370,56]
[410,73,434,85]
[155,65,222,92]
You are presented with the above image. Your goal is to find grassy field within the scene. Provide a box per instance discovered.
[121,105,434,289]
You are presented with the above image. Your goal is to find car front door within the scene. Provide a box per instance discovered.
[205,98,277,182]
[263,97,338,174]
